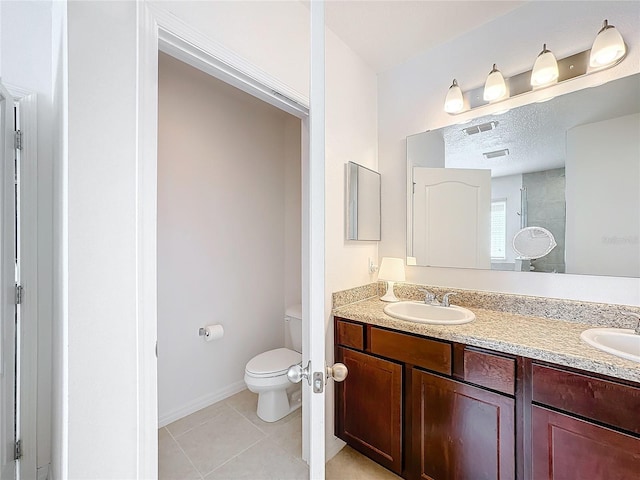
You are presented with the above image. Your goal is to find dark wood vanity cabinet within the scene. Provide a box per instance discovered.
[334,317,640,480]
[530,364,640,480]
[335,346,403,474]
[335,318,515,479]
[412,369,515,479]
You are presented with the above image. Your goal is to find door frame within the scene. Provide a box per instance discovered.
[3,84,38,480]
[136,2,324,478]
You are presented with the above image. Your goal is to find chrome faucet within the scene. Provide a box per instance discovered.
[622,311,640,335]
[418,289,437,305]
[441,292,457,307]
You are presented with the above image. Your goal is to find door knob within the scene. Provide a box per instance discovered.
[327,363,348,382]
[287,361,311,384]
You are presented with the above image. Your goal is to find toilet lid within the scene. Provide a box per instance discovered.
[246,348,302,376]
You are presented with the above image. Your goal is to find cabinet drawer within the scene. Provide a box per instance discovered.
[532,364,640,434]
[463,348,515,395]
[335,319,364,350]
[370,327,451,375]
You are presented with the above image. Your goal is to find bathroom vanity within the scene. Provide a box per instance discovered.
[333,296,640,480]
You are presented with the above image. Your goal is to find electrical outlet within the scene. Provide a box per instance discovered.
[368,258,378,274]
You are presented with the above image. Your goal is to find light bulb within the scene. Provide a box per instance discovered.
[444,79,464,114]
[531,44,559,87]
[483,64,507,102]
[590,20,626,67]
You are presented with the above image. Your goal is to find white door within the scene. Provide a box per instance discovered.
[0,81,17,479]
[308,2,326,478]
[413,167,491,268]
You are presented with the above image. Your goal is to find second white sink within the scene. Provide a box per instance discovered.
[384,301,475,325]
[580,328,640,363]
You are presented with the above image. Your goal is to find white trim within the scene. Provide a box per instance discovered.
[325,436,346,463]
[158,381,247,428]
[136,3,159,479]
[137,2,314,477]
[149,3,308,115]
[37,464,50,480]
[7,89,38,480]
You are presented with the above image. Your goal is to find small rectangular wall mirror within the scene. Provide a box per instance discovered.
[346,161,381,241]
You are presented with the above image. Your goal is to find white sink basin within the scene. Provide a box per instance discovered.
[580,328,640,363]
[383,301,475,325]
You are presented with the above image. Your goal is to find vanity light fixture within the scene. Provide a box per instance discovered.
[590,19,626,67]
[378,257,405,303]
[483,64,507,102]
[531,44,559,87]
[444,79,465,114]
[443,18,627,115]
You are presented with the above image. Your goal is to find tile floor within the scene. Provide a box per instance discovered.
[159,389,401,480]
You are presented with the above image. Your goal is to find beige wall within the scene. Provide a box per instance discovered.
[157,52,302,424]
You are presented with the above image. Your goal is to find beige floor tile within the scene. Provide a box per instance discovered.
[158,428,202,480]
[224,389,258,417]
[204,438,309,480]
[269,411,302,459]
[326,446,402,480]
[175,407,266,476]
[160,390,397,480]
[226,389,301,436]
[166,400,231,438]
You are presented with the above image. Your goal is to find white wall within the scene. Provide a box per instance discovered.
[50,2,67,478]
[284,116,303,310]
[566,113,640,276]
[59,0,378,476]
[378,1,640,305]
[157,52,301,424]
[0,0,56,476]
[66,1,139,477]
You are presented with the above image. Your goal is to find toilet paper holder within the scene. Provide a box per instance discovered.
[198,324,224,341]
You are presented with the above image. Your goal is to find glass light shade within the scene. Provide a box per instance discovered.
[531,45,559,86]
[590,20,626,67]
[377,257,406,282]
[483,64,507,102]
[444,79,464,114]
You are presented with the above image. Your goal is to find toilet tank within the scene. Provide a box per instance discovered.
[285,304,303,353]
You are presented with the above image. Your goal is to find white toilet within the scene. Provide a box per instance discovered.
[244,305,303,422]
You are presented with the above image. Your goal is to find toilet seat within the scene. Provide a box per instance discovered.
[245,347,301,378]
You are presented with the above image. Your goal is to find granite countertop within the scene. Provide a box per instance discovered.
[333,296,640,383]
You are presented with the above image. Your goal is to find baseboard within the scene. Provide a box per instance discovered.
[158,380,247,427]
[37,464,50,480]
[325,435,346,462]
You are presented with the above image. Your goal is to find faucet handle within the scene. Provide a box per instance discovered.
[418,289,436,304]
[442,292,458,307]
[621,311,640,334]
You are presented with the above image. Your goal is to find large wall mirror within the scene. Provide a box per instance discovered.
[406,73,639,277]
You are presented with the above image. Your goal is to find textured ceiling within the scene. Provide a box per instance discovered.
[441,73,640,178]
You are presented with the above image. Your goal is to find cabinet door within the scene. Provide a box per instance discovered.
[412,369,515,480]
[532,405,640,480]
[336,347,403,474]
